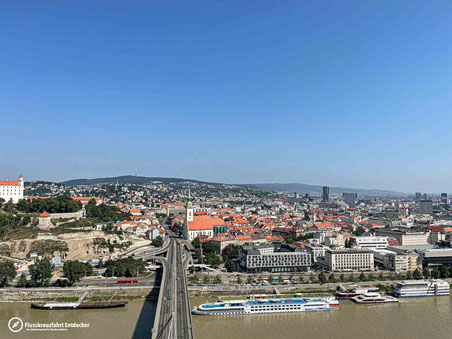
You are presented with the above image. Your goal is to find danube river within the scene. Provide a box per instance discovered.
[0,300,156,338]
[191,296,452,339]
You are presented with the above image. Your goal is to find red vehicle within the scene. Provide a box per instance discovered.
[117,279,138,284]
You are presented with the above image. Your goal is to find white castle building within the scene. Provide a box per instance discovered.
[0,175,24,203]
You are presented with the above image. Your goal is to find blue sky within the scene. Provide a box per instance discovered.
[1,1,451,192]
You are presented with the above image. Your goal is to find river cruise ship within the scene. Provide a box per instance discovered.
[351,292,398,304]
[192,298,330,316]
[393,280,450,298]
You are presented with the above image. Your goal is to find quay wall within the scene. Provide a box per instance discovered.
[0,286,159,302]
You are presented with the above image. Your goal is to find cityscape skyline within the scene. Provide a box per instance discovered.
[2,1,452,192]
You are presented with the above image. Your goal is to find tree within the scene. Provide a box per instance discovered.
[367,273,375,281]
[431,269,440,279]
[268,276,273,284]
[224,259,235,272]
[318,272,327,284]
[0,262,17,287]
[192,237,201,249]
[354,226,365,236]
[29,259,53,286]
[423,268,431,279]
[189,274,199,284]
[406,271,413,280]
[0,198,5,209]
[63,261,85,285]
[440,266,450,279]
[203,275,210,284]
[413,269,422,280]
[237,276,242,285]
[348,274,355,282]
[247,277,253,285]
[340,274,345,282]
[17,273,27,288]
[328,274,335,282]
[205,253,221,268]
[4,200,14,212]
[213,276,221,284]
[222,244,238,260]
[278,274,283,283]
[358,272,366,282]
[151,236,164,248]
[299,275,304,283]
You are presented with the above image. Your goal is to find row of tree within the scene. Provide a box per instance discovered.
[102,258,147,277]
[16,196,83,214]
[85,201,131,221]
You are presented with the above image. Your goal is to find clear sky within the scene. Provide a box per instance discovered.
[1,1,451,193]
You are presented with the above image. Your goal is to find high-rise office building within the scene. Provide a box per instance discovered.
[419,200,433,215]
[322,186,330,202]
[415,192,422,201]
[441,193,448,203]
[343,192,358,208]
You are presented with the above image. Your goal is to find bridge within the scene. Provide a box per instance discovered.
[151,236,194,339]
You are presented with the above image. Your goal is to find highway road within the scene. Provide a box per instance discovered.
[176,241,192,339]
[153,236,194,339]
[155,239,175,339]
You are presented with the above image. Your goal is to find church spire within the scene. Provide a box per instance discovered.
[187,188,192,208]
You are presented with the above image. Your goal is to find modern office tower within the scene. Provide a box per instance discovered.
[415,192,422,201]
[322,186,330,202]
[419,200,433,215]
[441,193,448,203]
[342,192,358,208]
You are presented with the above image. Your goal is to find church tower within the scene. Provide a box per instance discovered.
[183,189,193,240]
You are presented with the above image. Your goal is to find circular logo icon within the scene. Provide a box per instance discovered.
[8,317,24,333]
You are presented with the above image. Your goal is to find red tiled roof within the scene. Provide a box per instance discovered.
[0,180,20,186]
[188,215,226,231]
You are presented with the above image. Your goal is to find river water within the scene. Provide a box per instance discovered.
[191,296,452,339]
[1,296,450,339]
[0,300,156,339]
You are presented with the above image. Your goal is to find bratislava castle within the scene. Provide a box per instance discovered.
[0,175,24,203]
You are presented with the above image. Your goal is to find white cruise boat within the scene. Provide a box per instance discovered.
[192,298,330,316]
[394,279,450,298]
[336,285,379,300]
[351,292,398,304]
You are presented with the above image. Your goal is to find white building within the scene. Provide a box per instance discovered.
[0,175,24,203]
[325,249,374,272]
[351,236,388,250]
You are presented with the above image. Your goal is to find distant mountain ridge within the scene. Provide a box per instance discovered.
[240,183,405,196]
[60,175,219,186]
[60,175,405,196]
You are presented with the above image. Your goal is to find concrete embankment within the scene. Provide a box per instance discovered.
[188,280,400,298]
[0,285,159,302]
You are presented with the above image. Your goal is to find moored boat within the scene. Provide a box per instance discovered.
[192,298,330,316]
[393,279,450,298]
[351,292,398,304]
[336,285,379,300]
[30,290,127,310]
[31,301,127,310]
